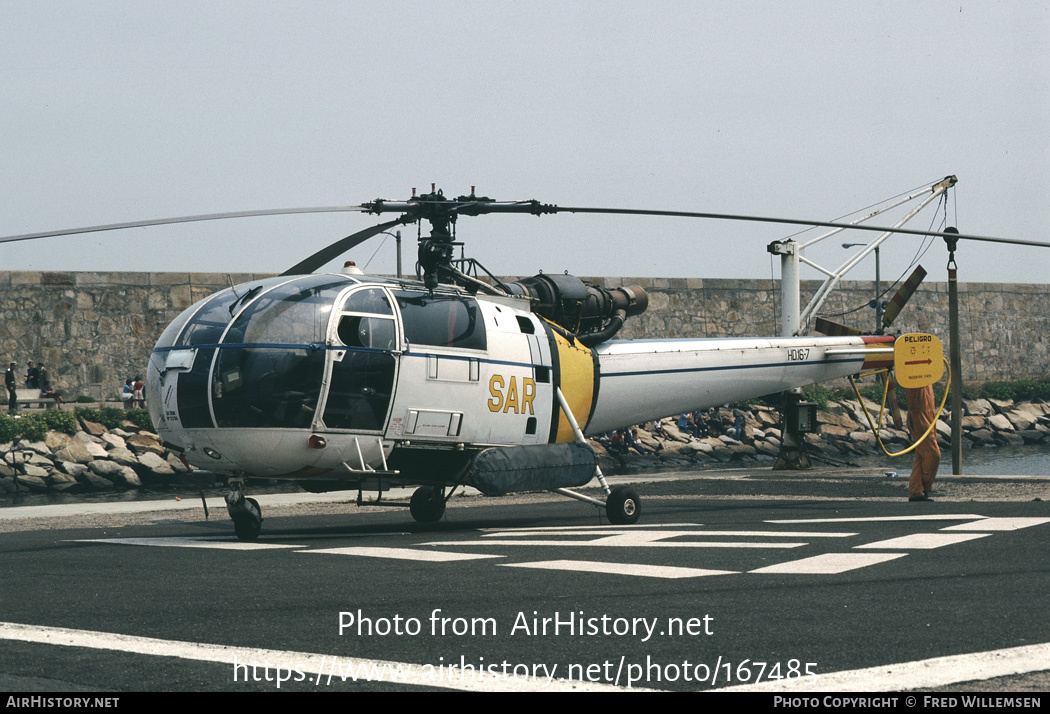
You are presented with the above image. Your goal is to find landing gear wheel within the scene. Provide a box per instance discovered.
[232,497,262,541]
[410,486,445,524]
[606,486,641,525]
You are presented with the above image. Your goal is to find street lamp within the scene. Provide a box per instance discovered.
[842,242,882,333]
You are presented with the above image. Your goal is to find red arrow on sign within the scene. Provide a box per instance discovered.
[905,358,933,366]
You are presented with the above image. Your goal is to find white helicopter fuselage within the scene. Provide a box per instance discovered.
[146,273,891,488]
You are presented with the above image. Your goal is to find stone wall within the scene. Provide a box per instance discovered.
[2,271,1047,399]
[0,272,272,400]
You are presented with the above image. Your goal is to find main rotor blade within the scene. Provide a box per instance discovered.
[552,206,1049,249]
[0,206,368,245]
[281,218,411,276]
[6,196,1045,252]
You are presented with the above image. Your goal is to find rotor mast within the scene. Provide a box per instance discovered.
[363,184,555,289]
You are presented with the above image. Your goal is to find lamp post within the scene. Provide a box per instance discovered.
[842,243,882,333]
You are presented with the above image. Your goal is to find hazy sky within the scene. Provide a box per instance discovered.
[2,1,1048,288]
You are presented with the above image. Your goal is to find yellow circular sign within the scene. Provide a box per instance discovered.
[894,333,944,388]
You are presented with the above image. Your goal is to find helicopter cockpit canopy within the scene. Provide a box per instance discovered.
[152,274,358,430]
[147,273,491,437]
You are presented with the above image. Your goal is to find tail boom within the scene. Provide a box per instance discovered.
[584,335,892,434]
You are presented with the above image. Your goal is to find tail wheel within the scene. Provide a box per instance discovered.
[410,486,446,523]
[606,486,641,525]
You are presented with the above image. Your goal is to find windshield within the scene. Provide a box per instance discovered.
[210,275,353,428]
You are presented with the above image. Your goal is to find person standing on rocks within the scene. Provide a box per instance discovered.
[5,362,17,414]
[905,384,940,501]
[733,407,748,443]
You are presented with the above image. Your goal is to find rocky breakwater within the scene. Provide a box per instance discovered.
[3,398,1046,493]
[1,419,197,495]
[592,398,1050,471]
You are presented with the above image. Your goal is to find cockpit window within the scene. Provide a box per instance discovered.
[323,350,395,431]
[211,346,326,429]
[156,290,231,351]
[337,315,397,350]
[321,287,399,430]
[177,290,241,347]
[341,288,393,315]
[394,291,486,351]
[169,276,293,348]
[224,275,351,346]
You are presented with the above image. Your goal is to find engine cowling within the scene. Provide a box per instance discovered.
[503,273,648,344]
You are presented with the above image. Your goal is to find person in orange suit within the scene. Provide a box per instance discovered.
[905,384,940,501]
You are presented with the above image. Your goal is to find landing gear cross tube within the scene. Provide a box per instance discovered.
[605,486,641,525]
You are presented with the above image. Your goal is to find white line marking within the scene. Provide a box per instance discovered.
[0,621,632,692]
[715,641,1050,692]
[0,492,357,520]
[479,523,704,532]
[425,538,805,549]
[70,537,300,551]
[767,514,987,524]
[750,553,907,574]
[302,547,503,562]
[502,560,736,579]
[941,517,1050,531]
[855,533,990,550]
[482,530,857,538]
[262,532,413,539]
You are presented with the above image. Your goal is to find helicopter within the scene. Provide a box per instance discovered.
[6,182,1034,540]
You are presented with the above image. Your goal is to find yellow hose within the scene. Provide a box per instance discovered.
[847,358,950,458]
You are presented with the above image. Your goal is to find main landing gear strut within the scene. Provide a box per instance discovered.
[226,478,263,541]
[551,484,641,525]
[408,478,641,526]
[555,388,642,525]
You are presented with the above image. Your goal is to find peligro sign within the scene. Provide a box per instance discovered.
[894,333,944,388]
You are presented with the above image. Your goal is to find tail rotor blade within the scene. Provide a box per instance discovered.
[882,265,927,329]
[282,219,410,276]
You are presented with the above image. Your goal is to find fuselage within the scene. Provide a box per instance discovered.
[146,273,892,484]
